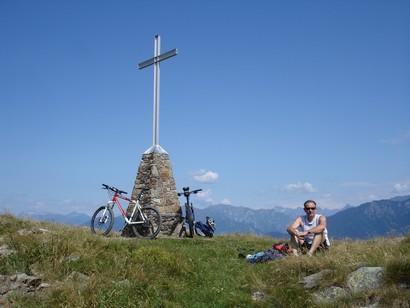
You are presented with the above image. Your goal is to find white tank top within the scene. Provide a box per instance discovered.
[300,214,330,246]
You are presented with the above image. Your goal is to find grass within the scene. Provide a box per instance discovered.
[0,213,409,307]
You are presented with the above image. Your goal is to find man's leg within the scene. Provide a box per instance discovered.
[307,233,325,256]
[290,234,303,256]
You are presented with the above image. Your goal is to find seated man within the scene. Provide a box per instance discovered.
[287,200,330,256]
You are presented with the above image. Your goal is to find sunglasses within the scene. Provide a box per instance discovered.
[304,207,316,211]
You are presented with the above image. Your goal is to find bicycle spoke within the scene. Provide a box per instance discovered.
[91,206,114,236]
[131,207,162,239]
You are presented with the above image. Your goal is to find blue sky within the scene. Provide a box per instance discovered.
[1,0,409,215]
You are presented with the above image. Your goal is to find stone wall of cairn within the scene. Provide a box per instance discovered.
[124,152,183,237]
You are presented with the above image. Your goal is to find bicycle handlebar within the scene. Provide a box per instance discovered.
[102,184,128,195]
[177,187,202,197]
[102,184,149,196]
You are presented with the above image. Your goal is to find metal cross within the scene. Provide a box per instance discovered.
[138,35,178,154]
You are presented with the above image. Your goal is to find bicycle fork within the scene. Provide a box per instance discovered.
[99,201,114,223]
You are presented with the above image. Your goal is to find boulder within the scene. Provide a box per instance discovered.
[300,269,333,289]
[347,267,385,293]
[313,286,350,304]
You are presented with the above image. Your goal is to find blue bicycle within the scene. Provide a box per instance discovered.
[177,187,201,238]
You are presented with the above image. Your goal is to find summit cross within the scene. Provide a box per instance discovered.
[138,35,178,154]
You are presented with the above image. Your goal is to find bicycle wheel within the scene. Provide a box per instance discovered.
[185,203,194,238]
[131,206,162,239]
[91,206,114,236]
[178,225,186,238]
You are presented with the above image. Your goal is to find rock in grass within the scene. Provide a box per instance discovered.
[347,267,385,293]
[313,286,350,304]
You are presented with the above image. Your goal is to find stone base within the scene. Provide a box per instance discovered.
[123,151,183,237]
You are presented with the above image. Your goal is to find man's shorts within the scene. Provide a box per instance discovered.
[301,241,330,252]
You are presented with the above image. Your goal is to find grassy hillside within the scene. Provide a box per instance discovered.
[0,214,409,307]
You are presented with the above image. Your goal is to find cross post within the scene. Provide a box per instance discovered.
[138,35,178,154]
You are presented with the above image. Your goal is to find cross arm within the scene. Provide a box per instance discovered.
[138,48,178,70]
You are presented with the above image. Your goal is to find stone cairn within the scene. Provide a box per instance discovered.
[123,152,183,237]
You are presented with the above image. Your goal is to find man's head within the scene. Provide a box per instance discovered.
[303,200,317,216]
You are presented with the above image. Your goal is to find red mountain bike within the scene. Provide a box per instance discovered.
[91,184,162,239]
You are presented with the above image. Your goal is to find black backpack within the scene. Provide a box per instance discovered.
[195,216,216,237]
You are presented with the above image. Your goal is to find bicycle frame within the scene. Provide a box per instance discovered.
[107,191,146,226]
[184,194,195,222]
[183,193,192,215]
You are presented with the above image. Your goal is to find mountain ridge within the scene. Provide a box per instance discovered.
[17,195,410,240]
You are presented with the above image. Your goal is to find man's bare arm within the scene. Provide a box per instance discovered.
[287,217,302,236]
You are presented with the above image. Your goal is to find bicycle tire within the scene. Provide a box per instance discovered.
[185,203,194,238]
[131,206,162,239]
[91,206,114,236]
[178,225,186,238]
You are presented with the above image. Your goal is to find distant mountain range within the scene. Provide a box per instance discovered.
[18,195,410,240]
[327,195,410,239]
[19,211,91,227]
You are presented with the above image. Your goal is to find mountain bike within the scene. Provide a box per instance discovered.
[91,184,162,239]
[177,187,202,238]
